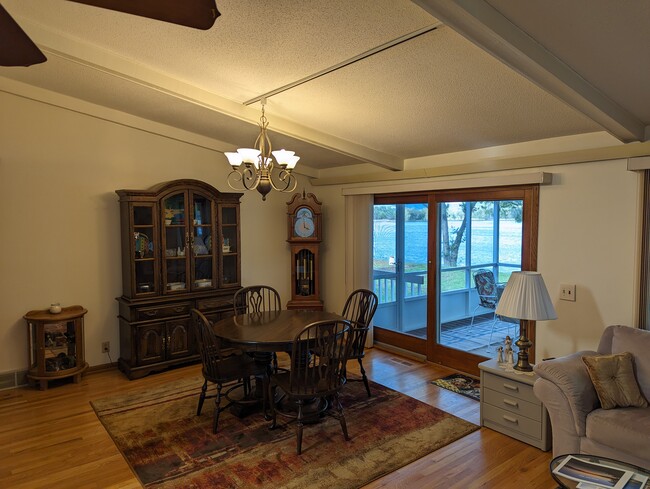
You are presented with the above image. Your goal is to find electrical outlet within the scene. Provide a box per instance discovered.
[560,284,576,302]
[102,341,110,353]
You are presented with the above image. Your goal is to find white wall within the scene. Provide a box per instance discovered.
[536,160,640,358]
[0,90,299,372]
[0,88,643,375]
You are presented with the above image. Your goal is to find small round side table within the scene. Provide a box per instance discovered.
[24,305,89,390]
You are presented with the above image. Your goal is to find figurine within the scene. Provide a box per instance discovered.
[496,346,504,364]
[504,335,513,358]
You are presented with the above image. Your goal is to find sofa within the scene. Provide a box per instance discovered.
[533,325,650,469]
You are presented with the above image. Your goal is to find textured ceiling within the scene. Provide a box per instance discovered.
[0,0,647,175]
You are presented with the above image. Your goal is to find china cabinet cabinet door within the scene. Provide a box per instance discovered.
[136,323,165,365]
[162,191,190,294]
[166,319,194,359]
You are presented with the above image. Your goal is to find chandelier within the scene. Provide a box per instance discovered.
[224,101,299,200]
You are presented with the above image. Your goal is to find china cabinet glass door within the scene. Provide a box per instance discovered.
[220,205,239,286]
[132,204,156,295]
[162,191,189,293]
[191,192,214,290]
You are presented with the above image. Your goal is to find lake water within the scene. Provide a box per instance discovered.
[373,219,522,268]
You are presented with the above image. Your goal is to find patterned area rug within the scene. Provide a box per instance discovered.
[91,376,478,488]
[431,373,481,401]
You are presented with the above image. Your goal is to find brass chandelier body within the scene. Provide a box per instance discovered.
[225,103,299,200]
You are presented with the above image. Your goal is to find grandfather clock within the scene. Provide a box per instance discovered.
[286,191,323,311]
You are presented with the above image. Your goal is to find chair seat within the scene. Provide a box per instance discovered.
[272,369,344,399]
[204,354,266,385]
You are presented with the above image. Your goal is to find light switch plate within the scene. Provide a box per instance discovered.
[560,284,576,301]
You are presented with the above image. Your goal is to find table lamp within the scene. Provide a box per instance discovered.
[495,271,557,372]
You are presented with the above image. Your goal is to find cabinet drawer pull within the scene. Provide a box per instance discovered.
[173,307,186,313]
[143,310,158,317]
[502,415,518,424]
[503,399,519,407]
[503,382,519,392]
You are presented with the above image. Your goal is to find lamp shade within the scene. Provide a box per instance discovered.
[495,271,557,321]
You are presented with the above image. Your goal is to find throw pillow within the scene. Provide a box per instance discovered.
[582,352,648,409]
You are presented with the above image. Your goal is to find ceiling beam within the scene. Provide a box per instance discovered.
[411,0,647,143]
[14,16,404,171]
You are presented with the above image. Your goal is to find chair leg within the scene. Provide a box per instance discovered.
[358,358,371,397]
[296,399,304,455]
[333,392,350,441]
[213,384,223,434]
[469,304,481,328]
[486,314,499,351]
[197,379,208,416]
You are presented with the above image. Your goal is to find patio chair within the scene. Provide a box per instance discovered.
[470,269,516,348]
[268,319,353,455]
[341,288,378,397]
[190,309,268,434]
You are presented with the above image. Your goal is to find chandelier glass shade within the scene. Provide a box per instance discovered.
[225,103,299,200]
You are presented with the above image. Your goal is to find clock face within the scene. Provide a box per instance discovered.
[294,207,315,238]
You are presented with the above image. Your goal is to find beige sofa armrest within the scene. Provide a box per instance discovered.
[533,351,600,437]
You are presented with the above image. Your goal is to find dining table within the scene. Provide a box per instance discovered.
[211,309,345,417]
[211,309,344,354]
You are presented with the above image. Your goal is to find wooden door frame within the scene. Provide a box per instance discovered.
[427,185,539,375]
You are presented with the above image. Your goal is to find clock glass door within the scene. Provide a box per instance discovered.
[294,248,315,297]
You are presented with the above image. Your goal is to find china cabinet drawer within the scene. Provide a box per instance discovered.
[196,297,233,311]
[483,387,542,421]
[482,403,542,439]
[135,302,192,321]
[482,371,536,403]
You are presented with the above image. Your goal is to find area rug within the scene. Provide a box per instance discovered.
[91,376,478,489]
[431,373,481,401]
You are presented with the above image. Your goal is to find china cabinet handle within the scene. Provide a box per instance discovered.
[167,335,171,347]
[173,307,185,313]
[143,310,158,318]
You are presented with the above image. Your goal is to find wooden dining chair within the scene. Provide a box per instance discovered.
[268,319,353,455]
[233,285,282,315]
[190,309,268,434]
[341,288,378,397]
[233,285,283,370]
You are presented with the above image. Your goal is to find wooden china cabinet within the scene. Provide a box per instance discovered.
[115,179,242,379]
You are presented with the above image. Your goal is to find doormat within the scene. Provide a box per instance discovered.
[91,375,479,488]
[431,373,480,401]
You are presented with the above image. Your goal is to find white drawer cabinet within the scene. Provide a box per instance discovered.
[479,359,551,451]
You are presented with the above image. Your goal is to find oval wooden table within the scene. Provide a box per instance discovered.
[211,309,345,418]
[212,309,344,353]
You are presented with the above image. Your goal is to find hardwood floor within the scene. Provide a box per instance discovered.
[0,348,555,489]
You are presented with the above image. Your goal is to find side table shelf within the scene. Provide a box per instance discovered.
[479,359,551,451]
[24,305,89,390]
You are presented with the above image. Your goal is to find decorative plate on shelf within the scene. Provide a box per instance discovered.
[167,282,186,290]
[194,279,212,288]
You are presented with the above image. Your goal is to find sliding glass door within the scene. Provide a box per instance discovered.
[373,199,429,340]
[372,186,538,374]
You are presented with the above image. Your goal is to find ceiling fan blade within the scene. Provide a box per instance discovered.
[0,4,47,67]
[67,0,220,30]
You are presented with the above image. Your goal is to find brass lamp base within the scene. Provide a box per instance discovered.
[514,320,533,372]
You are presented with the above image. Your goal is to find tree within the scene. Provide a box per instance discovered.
[440,202,475,267]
